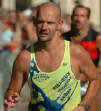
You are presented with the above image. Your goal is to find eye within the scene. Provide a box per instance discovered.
[74,14,87,18]
[37,20,44,24]
[81,15,86,17]
[47,21,56,25]
[48,22,53,24]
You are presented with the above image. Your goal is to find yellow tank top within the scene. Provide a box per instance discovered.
[28,40,81,111]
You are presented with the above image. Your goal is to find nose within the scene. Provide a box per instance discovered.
[42,22,48,30]
[77,16,81,20]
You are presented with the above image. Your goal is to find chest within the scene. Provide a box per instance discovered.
[35,50,64,72]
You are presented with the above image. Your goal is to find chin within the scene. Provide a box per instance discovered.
[39,38,47,42]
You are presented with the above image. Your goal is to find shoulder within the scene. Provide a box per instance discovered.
[96,33,101,51]
[90,28,99,35]
[70,43,90,61]
[16,50,30,62]
[90,28,99,39]
[70,43,96,76]
[13,49,31,71]
[70,42,86,55]
[96,33,101,39]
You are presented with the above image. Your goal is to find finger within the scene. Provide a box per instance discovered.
[8,93,20,103]
[4,99,17,108]
[4,93,20,110]
[4,101,11,111]
[11,93,20,102]
[4,105,10,111]
[4,99,9,107]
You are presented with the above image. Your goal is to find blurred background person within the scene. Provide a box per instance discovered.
[63,5,101,111]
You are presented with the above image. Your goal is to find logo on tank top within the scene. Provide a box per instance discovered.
[62,62,68,66]
[32,73,50,82]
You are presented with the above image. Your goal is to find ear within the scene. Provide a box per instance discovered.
[57,19,63,31]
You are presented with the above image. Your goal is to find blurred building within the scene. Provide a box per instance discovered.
[0,0,101,30]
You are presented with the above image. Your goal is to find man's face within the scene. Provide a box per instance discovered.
[36,7,59,42]
[72,7,89,30]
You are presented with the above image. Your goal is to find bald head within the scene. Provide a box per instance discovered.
[37,2,61,22]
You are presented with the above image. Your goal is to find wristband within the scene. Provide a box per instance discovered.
[79,104,90,111]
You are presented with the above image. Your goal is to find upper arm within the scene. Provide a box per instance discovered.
[5,50,30,95]
[79,47,98,81]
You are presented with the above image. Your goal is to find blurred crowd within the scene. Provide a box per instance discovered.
[0,5,72,53]
[0,7,38,111]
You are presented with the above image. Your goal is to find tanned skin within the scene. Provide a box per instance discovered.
[4,2,100,111]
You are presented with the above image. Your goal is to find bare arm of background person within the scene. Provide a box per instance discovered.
[96,33,101,73]
[4,50,30,111]
[96,33,101,53]
[70,44,100,111]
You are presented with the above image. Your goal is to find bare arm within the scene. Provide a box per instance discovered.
[79,47,100,105]
[4,50,30,110]
[96,33,101,53]
[96,33,101,73]
[71,44,100,111]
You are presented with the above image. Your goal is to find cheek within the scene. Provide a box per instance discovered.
[36,27,40,34]
[51,26,57,31]
[50,29,56,35]
[73,17,78,21]
[37,25,42,31]
[37,25,41,29]
[81,18,87,22]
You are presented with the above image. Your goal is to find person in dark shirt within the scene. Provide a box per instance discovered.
[63,5,101,111]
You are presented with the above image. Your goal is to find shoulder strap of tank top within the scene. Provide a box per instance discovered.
[30,44,34,60]
[64,40,71,65]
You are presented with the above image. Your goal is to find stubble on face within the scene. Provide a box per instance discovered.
[36,2,61,42]
[72,8,89,31]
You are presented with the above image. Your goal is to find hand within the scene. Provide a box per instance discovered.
[72,105,85,111]
[4,92,20,111]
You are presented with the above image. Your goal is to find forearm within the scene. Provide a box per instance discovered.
[4,75,26,99]
[81,75,100,105]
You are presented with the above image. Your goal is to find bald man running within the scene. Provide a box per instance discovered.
[4,2,100,111]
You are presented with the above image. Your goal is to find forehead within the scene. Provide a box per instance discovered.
[74,7,88,15]
[38,6,59,21]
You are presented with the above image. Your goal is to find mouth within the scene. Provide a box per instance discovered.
[75,21,81,25]
[39,32,48,37]
[75,22,81,27]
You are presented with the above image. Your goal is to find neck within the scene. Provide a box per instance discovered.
[72,25,90,38]
[35,35,64,53]
[79,26,89,38]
